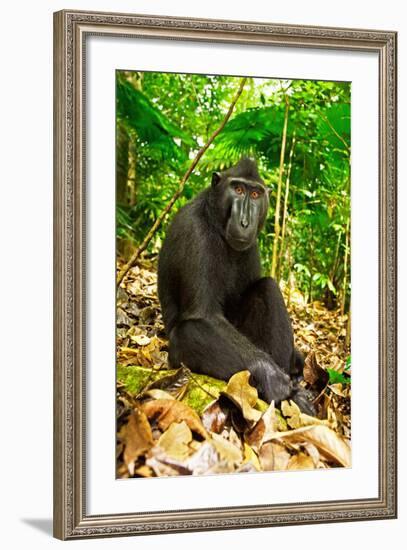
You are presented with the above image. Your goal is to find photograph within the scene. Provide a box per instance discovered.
[115,71,352,479]
[52,9,396,538]
[0,0,403,545]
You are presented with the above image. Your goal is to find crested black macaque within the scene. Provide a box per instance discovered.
[158,158,314,414]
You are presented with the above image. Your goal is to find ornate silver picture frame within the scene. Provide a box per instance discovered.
[53,9,397,540]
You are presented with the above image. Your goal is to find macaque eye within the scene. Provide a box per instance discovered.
[251,190,260,199]
[235,186,245,195]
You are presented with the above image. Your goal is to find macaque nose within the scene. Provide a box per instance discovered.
[241,218,249,229]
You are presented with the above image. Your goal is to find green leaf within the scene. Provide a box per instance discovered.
[327,279,337,294]
[116,76,195,152]
[327,368,350,385]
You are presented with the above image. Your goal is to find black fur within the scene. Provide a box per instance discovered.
[158,158,313,413]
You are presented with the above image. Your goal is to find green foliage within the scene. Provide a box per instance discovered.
[115,72,351,309]
[326,368,351,385]
[116,74,194,156]
[116,205,137,242]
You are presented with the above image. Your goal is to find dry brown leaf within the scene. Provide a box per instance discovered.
[211,432,243,465]
[281,400,302,429]
[205,463,236,474]
[144,389,175,401]
[228,427,242,450]
[134,465,154,477]
[245,401,278,450]
[117,260,351,477]
[287,453,315,470]
[269,425,351,467]
[147,440,232,477]
[186,442,220,475]
[126,325,145,338]
[189,440,201,453]
[139,306,156,324]
[242,443,261,471]
[259,441,290,471]
[221,371,262,423]
[281,399,331,430]
[142,399,208,439]
[120,407,154,475]
[202,399,229,434]
[302,441,321,467]
[131,334,151,346]
[116,463,130,478]
[157,421,193,460]
[329,383,346,396]
[146,447,189,477]
[117,307,131,327]
[121,335,166,368]
[302,333,316,344]
[117,286,129,306]
[303,351,329,391]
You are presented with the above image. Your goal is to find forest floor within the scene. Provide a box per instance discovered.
[116,257,351,479]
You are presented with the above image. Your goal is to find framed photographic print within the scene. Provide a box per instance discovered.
[53,9,397,540]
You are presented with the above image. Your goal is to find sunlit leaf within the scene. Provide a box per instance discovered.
[259,441,290,471]
[242,443,261,471]
[221,371,262,423]
[245,401,279,450]
[157,421,193,460]
[269,424,351,467]
[142,399,209,439]
[287,453,315,470]
[211,432,243,465]
[119,406,154,475]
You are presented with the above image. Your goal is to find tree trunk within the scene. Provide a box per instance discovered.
[127,134,137,207]
[116,121,129,205]
[340,217,350,315]
[323,229,343,309]
[286,233,294,308]
[345,306,351,350]
[126,72,142,207]
[271,96,289,278]
[308,226,315,304]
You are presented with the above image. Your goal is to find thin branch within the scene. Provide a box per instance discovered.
[271,95,290,278]
[277,130,296,280]
[320,112,350,154]
[116,77,247,287]
[340,216,350,316]
[186,369,218,400]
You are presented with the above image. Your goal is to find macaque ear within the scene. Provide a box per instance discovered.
[211,172,221,187]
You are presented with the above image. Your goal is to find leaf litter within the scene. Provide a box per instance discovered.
[116,258,351,478]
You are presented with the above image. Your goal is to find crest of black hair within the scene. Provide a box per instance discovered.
[223,157,263,183]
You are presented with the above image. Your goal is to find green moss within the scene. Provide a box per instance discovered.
[117,364,286,422]
[117,364,226,414]
[255,399,269,414]
[183,374,226,415]
[117,364,166,395]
